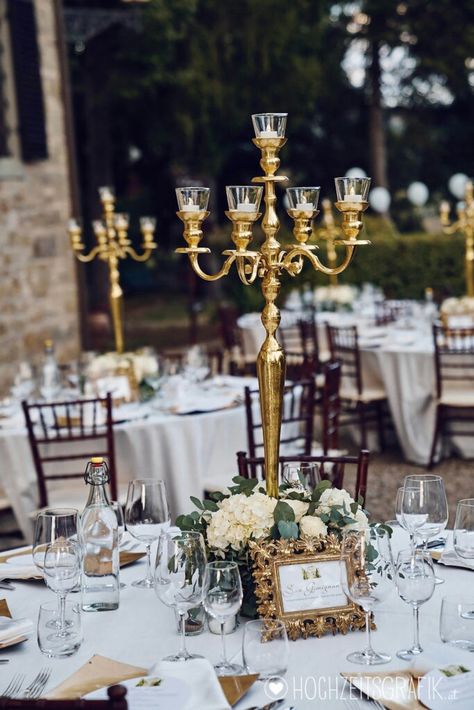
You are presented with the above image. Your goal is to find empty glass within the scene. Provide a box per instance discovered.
[38,601,82,658]
[454,499,474,559]
[33,508,79,572]
[242,619,289,680]
[154,531,207,662]
[124,479,170,588]
[204,561,243,676]
[282,463,319,491]
[440,597,474,651]
[341,528,394,665]
[396,549,436,660]
[43,540,81,633]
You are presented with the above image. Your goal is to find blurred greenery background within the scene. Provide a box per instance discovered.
[65,0,474,344]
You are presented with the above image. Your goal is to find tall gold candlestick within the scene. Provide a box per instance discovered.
[440,180,474,297]
[176,114,370,497]
[68,187,157,353]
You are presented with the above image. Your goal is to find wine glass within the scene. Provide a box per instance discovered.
[403,474,448,583]
[454,499,474,560]
[282,463,319,491]
[33,508,79,573]
[154,531,207,661]
[396,549,436,660]
[395,485,419,549]
[203,561,243,676]
[124,479,170,588]
[110,501,125,545]
[43,540,81,635]
[341,528,394,665]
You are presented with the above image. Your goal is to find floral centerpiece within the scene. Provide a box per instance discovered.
[314,284,358,312]
[440,296,474,325]
[177,475,381,618]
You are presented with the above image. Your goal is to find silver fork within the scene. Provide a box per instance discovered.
[24,667,52,699]
[1,674,25,698]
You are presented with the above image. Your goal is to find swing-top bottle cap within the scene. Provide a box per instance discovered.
[84,457,110,485]
[91,456,104,464]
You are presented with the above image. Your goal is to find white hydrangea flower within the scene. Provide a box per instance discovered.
[345,508,369,531]
[316,488,355,515]
[206,492,277,552]
[299,516,328,538]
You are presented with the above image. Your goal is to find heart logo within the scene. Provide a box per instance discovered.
[264,676,288,699]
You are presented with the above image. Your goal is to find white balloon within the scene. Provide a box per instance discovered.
[346,167,367,179]
[449,173,468,200]
[407,181,429,207]
[369,186,391,213]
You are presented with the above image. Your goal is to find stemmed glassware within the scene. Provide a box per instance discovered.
[125,479,170,588]
[402,474,448,583]
[33,508,79,572]
[282,463,319,491]
[454,499,474,560]
[43,540,81,635]
[154,531,207,661]
[203,561,243,676]
[341,528,394,665]
[395,549,436,660]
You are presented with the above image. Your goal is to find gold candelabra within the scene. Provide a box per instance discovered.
[176,113,370,498]
[68,186,157,353]
[440,180,474,297]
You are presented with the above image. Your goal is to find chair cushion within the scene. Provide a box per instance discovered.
[340,386,387,403]
[439,390,474,407]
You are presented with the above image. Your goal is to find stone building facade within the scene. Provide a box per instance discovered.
[0,0,80,394]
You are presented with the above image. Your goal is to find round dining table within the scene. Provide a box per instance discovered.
[238,310,474,466]
[0,529,471,709]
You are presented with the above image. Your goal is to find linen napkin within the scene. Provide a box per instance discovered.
[0,598,34,647]
[148,659,231,710]
[411,643,474,710]
[438,549,474,571]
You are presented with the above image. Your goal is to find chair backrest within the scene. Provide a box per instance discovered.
[321,360,341,454]
[236,449,370,503]
[432,323,474,399]
[22,394,117,508]
[218,304,241,350]
[279,324,302,353]
[326,324,363,394]
[0,684,127,709]
[298,317,322,372]
[244,379,315,458]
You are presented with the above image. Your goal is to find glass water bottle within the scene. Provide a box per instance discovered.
[80,457,120,611]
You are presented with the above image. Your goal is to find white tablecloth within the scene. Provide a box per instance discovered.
[238,311,474,466]
[0,377,260,541]
[1,529,472,709]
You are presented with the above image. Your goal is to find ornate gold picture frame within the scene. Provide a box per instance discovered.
[249,534,367,641]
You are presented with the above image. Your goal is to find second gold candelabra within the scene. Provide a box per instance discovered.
[440,179,474,297]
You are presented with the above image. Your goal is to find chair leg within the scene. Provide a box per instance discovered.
[376,400,386,451]
[428,406,443,469]
[358,402,368,449]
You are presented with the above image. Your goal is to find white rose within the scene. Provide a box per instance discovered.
[284,499,309,523]
[317,488,354,515]
[300,516,328,538]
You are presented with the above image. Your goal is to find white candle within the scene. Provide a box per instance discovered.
[343,186,363,202]
[236,202,257,213]
[182,198,200,212]
[296,202,314,211]
[260,130,278,138]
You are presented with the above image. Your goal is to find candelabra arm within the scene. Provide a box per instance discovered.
[72,245,104,263]
[235,253,261,285]
[186,251,237,282]
[282,243,357,276]
[123,246,156,262]
[441,222,462,236]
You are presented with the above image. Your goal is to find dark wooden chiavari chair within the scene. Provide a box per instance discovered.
[326,324,389,450]
[22,394,117,509]
[428,322,474,468]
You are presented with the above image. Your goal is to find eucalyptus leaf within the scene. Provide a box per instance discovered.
[278,520,299,539]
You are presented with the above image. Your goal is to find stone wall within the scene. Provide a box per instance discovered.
[0,0,80,394]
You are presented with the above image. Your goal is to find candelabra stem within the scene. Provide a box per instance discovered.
[109,254,124,354]
[466,229,474,297]
[258,268,285,498]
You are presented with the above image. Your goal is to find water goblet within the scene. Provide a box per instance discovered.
[203,561,243,676]
[341,527,394,665]
[154,531,207,661]
[282,463,319,491]
[402,474,448,584]
[33,508,79,572]
[242,619,289,680]
[43,540,81,634]
[124,479,170,588]
[395,549,436,660]
[440,596,474,650]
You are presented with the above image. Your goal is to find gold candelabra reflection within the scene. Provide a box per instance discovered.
[440,180,474,297]
[68,186,157,353]
[176,113,370,498]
